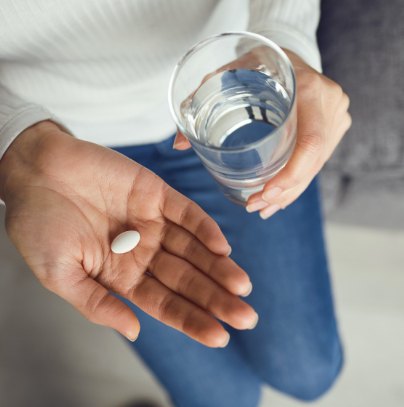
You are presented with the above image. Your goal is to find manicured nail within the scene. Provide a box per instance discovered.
[260,204,280,220]
[249,313,259,330]
[246,199,268,213]
[220,332,231,348]
[241,281,253,297]
[262,187,283,202]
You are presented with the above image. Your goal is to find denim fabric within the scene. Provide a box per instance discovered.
[112,132,343,407]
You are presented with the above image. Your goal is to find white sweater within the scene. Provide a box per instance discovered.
[0,0,321,159]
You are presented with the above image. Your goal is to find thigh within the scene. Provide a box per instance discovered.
[229,180,343,400]
[155,139,343,400]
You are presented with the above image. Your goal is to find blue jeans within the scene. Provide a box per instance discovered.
[112,134,343,407]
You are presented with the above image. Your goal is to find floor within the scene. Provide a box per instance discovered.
[1,203,403,407]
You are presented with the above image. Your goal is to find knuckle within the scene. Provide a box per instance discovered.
[342,93,350,109]
[178,268,197,294]
[322,77,343,99]
[204,289,220,313]
[346,112,353,127]
[207,256,223,278]
[342,114,353,134]
[312,72,324,87]
[194,216,211,240]
[84,288,108,319]
[157,294,176,320]
[183,236,197,259]
[297,132,324,155]
[178,200,192,226]
[331,82,343,95]
[149,251,162,274]
[285,168,303,186]
[181,308,200,335]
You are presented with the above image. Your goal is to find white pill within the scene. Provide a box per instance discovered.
[111,230,141,254]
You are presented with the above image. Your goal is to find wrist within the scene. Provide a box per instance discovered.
[282,48,308,69]
[0,120,68,203]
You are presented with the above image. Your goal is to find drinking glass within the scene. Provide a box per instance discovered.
[168,32,296,205]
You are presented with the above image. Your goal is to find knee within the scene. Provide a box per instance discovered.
[258,342,343,401]
[283,351,343,401]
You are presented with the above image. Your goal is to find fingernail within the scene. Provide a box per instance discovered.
[125,329,139,342]
[262,187,283,202]
[246,199,268,213]
[220,332,231,348]
[241,281,253,297]
[173,140,189,150]
[125,333,138,342]
[227,245,232,256]
[249,313,259,330]
[260,204,280,220]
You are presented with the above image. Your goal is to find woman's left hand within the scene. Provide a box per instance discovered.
[173,49,351,219]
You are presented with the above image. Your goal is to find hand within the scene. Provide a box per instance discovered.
[0,121,257,347]
[173,49,351,219]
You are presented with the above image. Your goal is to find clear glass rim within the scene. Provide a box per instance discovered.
[168,31,297,153]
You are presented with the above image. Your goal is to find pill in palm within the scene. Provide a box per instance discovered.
[111,230,141,254]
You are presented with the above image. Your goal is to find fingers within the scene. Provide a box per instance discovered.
[323,94,351,157]
[257,177,312,219]
[129,274,231,348]
[246,83,351,218]
[162,187,231,256]
[162,222,251,296]
[245,134,322,217]
[173,131,192,150]
[246,96,327,213]
[43,268,140,341]
[248,168,321,218]
[262,107,326,194]
[149,250,257,330]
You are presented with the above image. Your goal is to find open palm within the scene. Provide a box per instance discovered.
[2,122,257,347]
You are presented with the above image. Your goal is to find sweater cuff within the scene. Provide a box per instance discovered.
[0,104,56,159]
[250,25,322,73]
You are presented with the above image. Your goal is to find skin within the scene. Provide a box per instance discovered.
[0,121,257,348]
[174,49,352,218]
[0,48,350,349]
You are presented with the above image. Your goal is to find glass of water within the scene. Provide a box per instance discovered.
[168,32,296,205]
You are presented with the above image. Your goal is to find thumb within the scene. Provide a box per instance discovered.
[173,131,192,150]
[45,269,140,341]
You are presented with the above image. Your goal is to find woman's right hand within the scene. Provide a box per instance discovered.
[0,121,258,347]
